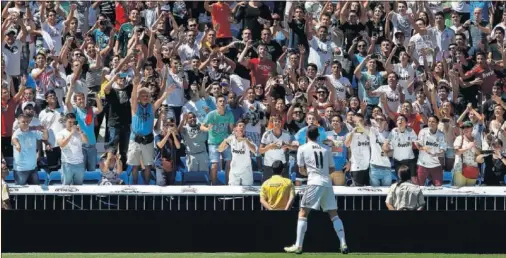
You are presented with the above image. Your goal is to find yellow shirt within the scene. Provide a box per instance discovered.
[260,175,295,210]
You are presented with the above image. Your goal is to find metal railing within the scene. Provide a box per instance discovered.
[6,185,506,211]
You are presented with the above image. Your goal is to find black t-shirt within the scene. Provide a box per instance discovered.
[286,119,306,136]
[62,32,84,50]
[339,21,366,50]
[254,40,283,62]
[483,154,506,186]
[236,4,272,41]
[105,84,133,128]
[458,60,477,98]
[185,69,204,100]
[365,19,392,44]
[288,19,308,50]
[270,84,286,100]
[233,43,258,80]
[98,1,116,24]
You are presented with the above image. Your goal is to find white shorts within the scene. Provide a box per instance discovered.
[126,140,155,166]
[228,169,253,186]
[300,185,338,212]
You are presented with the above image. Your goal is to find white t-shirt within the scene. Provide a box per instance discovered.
[177,43,199,70]
[326,74,351,101]
[2,40,22,76]
[297,141,333,187]
[392,13,412,44]
[57,129,84,164]
[308,37,337,75]
[38,107,65,147]
[228,135,255,175]
[349,131,371,171]
[42,21,65,54]
[417,127,446,168]
[430,27,455,55]
[65,74,88,109]
[373,85,402,115]
[164,70,185,107]
[409,32,438,66]
[261,129,293,166]
[388,127,417,161]
[393,63,416,102]
[369,127,391,168]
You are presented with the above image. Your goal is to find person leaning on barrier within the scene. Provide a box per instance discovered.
[385,165,425,211]
[260,160,295,211]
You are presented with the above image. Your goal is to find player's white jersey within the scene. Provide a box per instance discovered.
[227,135,256,185]
[297,141,334,187]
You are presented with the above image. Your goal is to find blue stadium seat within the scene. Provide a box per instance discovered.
[217,170,226,185]
[5,171,15,184]
[38,170,48,185]
[175,170,182,184]
[253,171,263,186]
[48,171,63,185]
[120,169,156,185]
[83,171,102,185]
[182,171,210,185]
[443,171,452,183]
[119,171,129,184]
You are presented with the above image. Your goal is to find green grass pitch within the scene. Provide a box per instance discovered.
[3,254,506,258]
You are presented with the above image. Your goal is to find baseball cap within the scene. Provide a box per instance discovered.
[22,101,36,110]
[119,72,128,78]
[460,121,473,129]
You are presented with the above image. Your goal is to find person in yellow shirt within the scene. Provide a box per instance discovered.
[260,160,295,210]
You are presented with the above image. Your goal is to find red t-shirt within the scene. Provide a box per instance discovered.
[211,3,232,39]
[1,98,20,137]
[248,58,276,87]
[115,3,129,31]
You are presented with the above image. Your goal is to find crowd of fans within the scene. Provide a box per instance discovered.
[1,1,506,190]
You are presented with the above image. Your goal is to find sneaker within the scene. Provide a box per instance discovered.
[284,244,303,254]
[341,244,349,254]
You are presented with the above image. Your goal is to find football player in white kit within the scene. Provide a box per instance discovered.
[218,119,257,186]
[284,126,348,254]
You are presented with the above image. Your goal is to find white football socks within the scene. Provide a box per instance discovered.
[295,217,308,248]
[332,216,347,247]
